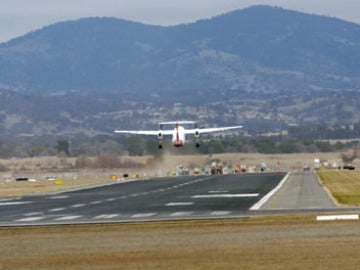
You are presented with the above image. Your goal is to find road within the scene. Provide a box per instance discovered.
[0,172,354,226]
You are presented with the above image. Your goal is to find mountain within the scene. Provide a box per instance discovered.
[1,5,360,94]
[1,5,360,136]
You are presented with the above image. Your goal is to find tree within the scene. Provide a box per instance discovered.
[56,139,70,156]
[125,137,145,156]
[341,150,357,164]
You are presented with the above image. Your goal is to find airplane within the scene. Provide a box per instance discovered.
[114,121,242,149]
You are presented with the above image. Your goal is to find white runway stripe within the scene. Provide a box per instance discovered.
[70,203,86,208]
[170,212,194,217]
[93,214,119,219]
[16,216,44,222]
[192,194,259,198]
[89,200,102,205]
[132,213,156,218]
[317,214,359,221]
[55,215,82,221]
[166,202,194,206]
[23,212,43,216]
[49,207,65,212]
[48,195,69,199]
[211,211,231,216]
[0,201,31,206]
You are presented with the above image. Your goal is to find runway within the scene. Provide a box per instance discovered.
[0,172,355,226]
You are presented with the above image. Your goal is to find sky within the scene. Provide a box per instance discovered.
[1,0,360,42]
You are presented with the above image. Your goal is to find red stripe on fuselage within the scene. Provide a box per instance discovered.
[173,123,183,147]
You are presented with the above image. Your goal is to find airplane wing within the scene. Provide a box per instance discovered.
[159,121,196,125]
[184,125,242,134]
[114,130,173,135]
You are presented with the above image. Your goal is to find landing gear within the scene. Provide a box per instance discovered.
[195,142,200,148]
[158,142,163,149]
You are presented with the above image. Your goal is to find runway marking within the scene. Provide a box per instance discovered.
[89,200,102,205]
[16,216,44,222]
[208,190,228,193]
[166,202,194,206]
[105,198,116,202]
[211,211,231,216]
[170,211,194,217]
[93,214,119,219]
[49,207,66,212]
[70,203,86,208]
[192,194,259,198]
[250,173,290,210]
[48,195,69,199]
[132,213,156,218]
[317,214,359,221]
[23,212,43,216]
[55,215,82,221]
[0,197,22,202]
[0,201,31,206]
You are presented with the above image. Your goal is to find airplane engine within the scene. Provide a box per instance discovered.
[158,131,163,140]
[195,130,200,138]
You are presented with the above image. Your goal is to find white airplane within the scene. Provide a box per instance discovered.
[114,121,242,149]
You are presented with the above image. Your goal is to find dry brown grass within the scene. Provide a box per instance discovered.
[0,174,118,198]
[1,216,360,269]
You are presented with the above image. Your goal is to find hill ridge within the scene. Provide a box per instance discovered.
[0,5,360,135]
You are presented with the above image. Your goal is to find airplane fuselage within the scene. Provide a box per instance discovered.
[172,125,186,147]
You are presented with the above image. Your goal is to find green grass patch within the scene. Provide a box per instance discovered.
[317,170,360,206]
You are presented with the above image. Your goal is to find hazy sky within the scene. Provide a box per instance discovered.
[1,0,360,42]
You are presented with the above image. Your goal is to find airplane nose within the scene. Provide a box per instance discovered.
[173,140,183,147]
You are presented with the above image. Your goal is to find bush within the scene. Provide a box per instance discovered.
[75,155,93,168]
[94,154,121,168]
[0,163,8,172]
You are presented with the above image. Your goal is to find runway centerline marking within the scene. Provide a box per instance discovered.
[166,202,194,206]
[16,216,44,222]
[70,203,86,208]
[48,195,69,199]
[49,207,66,212]
[0,201,32,206]
[132,213,156,218]
[170,211,194,217]
[93,214,119,219]
[211,211,231,216]
[55,215,82,221]
[89,200,102,205]
[23,212,43,216]
[192,193,259,198]
[208,190,228,193]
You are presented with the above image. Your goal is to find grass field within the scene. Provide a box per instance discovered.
[317,170,360,206]
[1,216,360,269]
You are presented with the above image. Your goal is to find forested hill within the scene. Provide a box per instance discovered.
[1,5,359,94]
[1,5,360,136]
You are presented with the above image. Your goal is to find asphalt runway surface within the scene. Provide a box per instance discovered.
[0,172,357,226]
